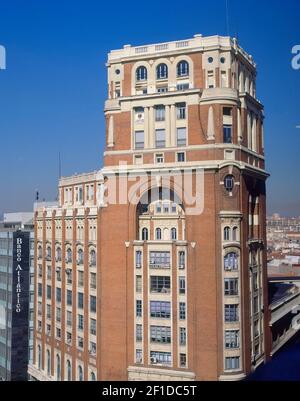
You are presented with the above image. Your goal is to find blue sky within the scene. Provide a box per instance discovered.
[0,0,299,216]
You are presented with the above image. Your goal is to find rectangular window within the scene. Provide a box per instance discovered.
[78,292,84,309]
[177,152,185,162]
[179,251,185,269]
[176,103,186,120]
[177,127,186,146]
[136,300,142,317]
[47,266,51,280]
[224,278,239,296]
[56,307,61,323]
[155,129,166,148]
[150,351,171,366]
[177,83,189,91]
[157,86,168,93]
[136,324,143,342]
[38,265,42,278]
[155,153,164,164]
[56,287,61,303]
[223,125,232,143]
[78,336,84,349]
[90,272,96,290]
[136,349,143,364]
[179,327,186,346]
[179,277,186,295]
[180,353,187,367]
[207,70,215,88]
[78,314,84,330]
[66,332,72,343]
[66,289,72,306]
[150,326,171,343]
[38,283,42,297]
[224,304,239,322]
[221,70,227,88]
[56,328,61,339]
[90,318,97,336]
[136,250,142,268]
[225,357,240,370]
[90,341,96,354]
[149,251,170,268]
[225,330,240,349]
[67,311,72,327]
[136,275,142,293]
[90,295,97,313]
[150,301,171,319]
[253,296,259,314]
[46,304,51,319]
[135,131,144,149]
[150,276,171,293]
[179,302,186,320]
[155,106,165,121]
[78,271,84,287]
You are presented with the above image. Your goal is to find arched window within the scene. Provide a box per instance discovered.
[77,249,83,265]
[66,360,72,381]
[47,349,51,376]
[171,227,177,240]
[46,246,51,259]
[90,250,96,266]
[78,365,83,381]
[56,247,62,261]
[142,228,148,241]
[38,246,42,259]
[177,60,189,77]
[156,63,168,80]
[224,175,234,192]
[232,227,238,241]
[56,354,61,381]
[224,252,239,271]
[66,248,72,263]
[224,227,230,241]
[136,66,147,81]
[156,228,162,240]
[37,345,41,370]
[90,371,96,381]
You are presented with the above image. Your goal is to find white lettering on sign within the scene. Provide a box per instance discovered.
[15,237,24,313]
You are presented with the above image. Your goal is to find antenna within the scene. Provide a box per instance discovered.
[225,0,230,36]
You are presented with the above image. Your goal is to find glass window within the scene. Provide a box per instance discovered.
[177,61,189,77]
[136,349,142,364]
[155,153,164,164]
[171,227,177,240]
[224,227,230,241]
[150,326,171,343]
[225,330,240,349]
[90,295,97,313]
[67,311,72,326]
[224,279,239,296]
[150,351,171,366]
[136,300,142,317]
[155,228,162,240]
[223,125,232,143]
[78,314,84,330]
[177,83,189,91]
[141,228,148,241]
[179,277,186,294]
[78,366,83,381]
[176,103,186,120]
[136,250,142,268]
[179,327,186,346]
[232,227,238,241]
[180,353,187,367]
[224,304,239,322]
[179,251,185,268]
[136,324,143,342]
[136,275,142,293]
[179,302,186,320]
[136,66,147,81]
[150,301,171,318]
[177,152,185,162]
[78,271,84,287]
[155,129,166,148]
[224,175,234,192]
[66,360,72,381]
[135,131,144,149]
[78,292,84,309]
[56,287,61,303]
[90,272,96,290]
[224,252,239,271]
[90,318,97,335]
[177,127,186,146]
[155,105,165,121]
[156,63,168,79]
[225,357,240,370]
[150,251,170,268]
[150,276,171,293]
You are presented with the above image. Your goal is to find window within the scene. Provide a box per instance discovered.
[207,70,215,88]
[56,247,62,262]
[46,246,52,260]
[78,337,84,349]
[67,311,72,327]
[180,353,187,367]
[232,227,238,241]
[150,326,171,343]
[47,266,51,280]
[90,372,96,381]
[223,125,232,143]
[177,60,189,77]
[90,318,97,335]
[179,277,186,295]
[134,154,143,165]
[155,105,165,121]
[171,227,177,240]
[221,70,227,87]
[66,360,72,381]
[136,251,142,268]
[90,295,97,313]
[66,248,72,263]
[38,283,42,297]
[177,83,189,91]
[135,131,144,149]
[90,341,96,354]
[46,324,51,336]
[225,330,240,349]
[150,351,171,366]
[150,276,171,293]
[38,265,42,278]
[155,228,162,240]
[66,289,72,306]
[56,354,61,381]
[224,227,230,241]
[179,302,186,320]
[47,350,51,376]
[136,275,142,293]
[90,250,96,266]
[136,300,142,317]
[136,66,147,81]
[56,307,61,323]
[150,301,171,318]
[155,129,166,148]
[78,271,84,287]
[38,246,42,259]
[78,314,84,331]
[177,152,185,162]
[156,63,168,79]
[46,304,51,319]
[155,153,164,164]
[150,251,170,268]
[136,349,143,364]
[224,252,239,271]
[56,287,61,303]
[136,324,143,342]
[224,279,239,296]
[141,228,148,241]
[77,249,83,265]
[224,175,234,192]
[223,107,232,116]
[176,103,186,120]
[179,327,186,346]
[157,86,168,93]
[77,365,83,381]
[179,251,185,269]
[253,296,259,314]
[56,327,61,339]
[66,332,72,343]
[78,292,84,309]
[90,272,96,290]
[224,304,239,322]
[225,357,240,370]
[177,127,186,146]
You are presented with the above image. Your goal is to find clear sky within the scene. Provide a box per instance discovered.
[0,0,299,217]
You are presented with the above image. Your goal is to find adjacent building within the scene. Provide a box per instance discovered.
[0,213,34,381]
[28,34,270,381]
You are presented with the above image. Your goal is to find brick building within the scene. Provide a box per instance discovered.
[28,34,270,381]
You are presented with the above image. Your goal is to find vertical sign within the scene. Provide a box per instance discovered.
[11,231,30,381]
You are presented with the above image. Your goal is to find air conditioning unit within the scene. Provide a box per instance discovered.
[150,357,157,364]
